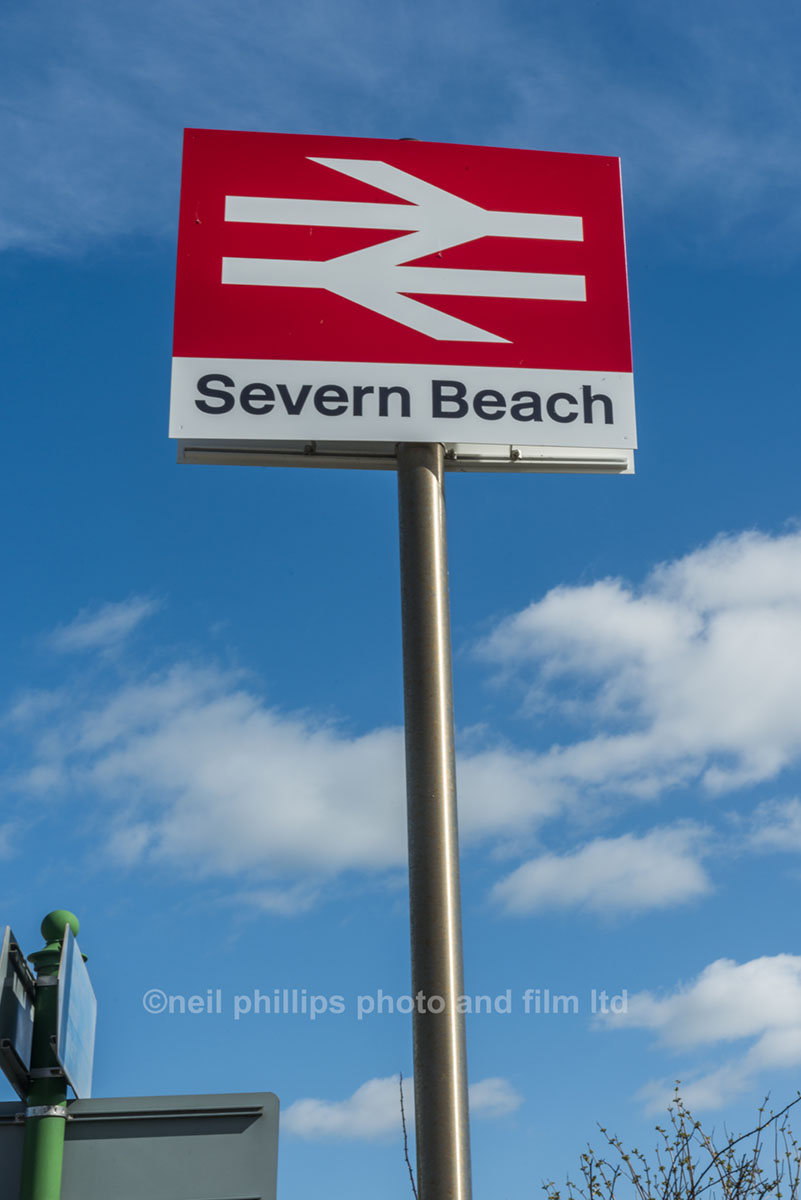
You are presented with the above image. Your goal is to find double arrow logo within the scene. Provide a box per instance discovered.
[222,158,585,343]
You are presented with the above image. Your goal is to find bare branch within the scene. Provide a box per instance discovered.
[543,1089,801,1200]
[400,1072,418,1200]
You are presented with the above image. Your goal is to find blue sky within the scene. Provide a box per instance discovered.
[2,1,801,1197]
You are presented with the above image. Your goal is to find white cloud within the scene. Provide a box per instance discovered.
[71,665,409,876]
[454,745,566,840]
[283,1074,522,1140]
[599,954,801,1110]
[49,597,159,652]
[467,1076,524,1118]
[614,956,801,1047]
[479,529,801,805]
[283,1076,404,1141]
[492,825,712,916]
[7,658,559,894]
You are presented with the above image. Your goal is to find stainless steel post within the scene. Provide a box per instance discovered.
[397,442,472,1200]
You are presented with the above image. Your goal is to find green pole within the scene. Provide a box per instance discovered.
[18,911,80,1200]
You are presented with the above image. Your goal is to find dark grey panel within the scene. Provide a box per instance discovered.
[0,1092,279,1200]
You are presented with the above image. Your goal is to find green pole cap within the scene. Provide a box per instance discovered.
[40,910,80,943]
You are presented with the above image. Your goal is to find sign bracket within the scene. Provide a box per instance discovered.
[177,438,634,474]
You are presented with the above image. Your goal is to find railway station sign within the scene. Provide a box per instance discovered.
[170,129,636,473]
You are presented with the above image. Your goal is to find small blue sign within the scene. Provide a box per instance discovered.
[57,927,97,1099]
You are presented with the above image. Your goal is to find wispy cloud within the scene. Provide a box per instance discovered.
[0,823,17,860]
[1,0,798,255]
[283,1073,523,1140]
[747,798,801,854]
[492,825,712,916]
[48,597,159,652]
[599,954,801,1110]
[227,883,323,917]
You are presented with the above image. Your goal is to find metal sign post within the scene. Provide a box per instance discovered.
[18,911,86,1200]
[397,443,471,1200]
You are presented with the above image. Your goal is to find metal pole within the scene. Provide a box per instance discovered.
[397,442,472,1200]
[19,911,78,1200]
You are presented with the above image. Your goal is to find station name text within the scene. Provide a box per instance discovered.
[194,374,616,426]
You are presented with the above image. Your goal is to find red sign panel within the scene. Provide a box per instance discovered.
[174,129,631,371]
